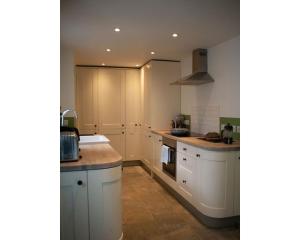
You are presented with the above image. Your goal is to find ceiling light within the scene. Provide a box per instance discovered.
[172,33,178,38]
[114,28,120,32]
[106,48,111,52]
[135,64,140,67]
[150,51,155,55]
[102,63,105,66]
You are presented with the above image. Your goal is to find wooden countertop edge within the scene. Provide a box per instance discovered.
[151,129,240,151]
[60,158,122,172]
[60,143,123,172]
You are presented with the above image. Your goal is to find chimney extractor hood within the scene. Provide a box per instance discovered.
[171,48,214,85]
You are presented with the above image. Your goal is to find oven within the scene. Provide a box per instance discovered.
[162,136,177,180]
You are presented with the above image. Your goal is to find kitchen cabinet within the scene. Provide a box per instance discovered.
[142,131,153,168]
[125,69,141,128]
[76,67,98,132]
[141,61,181,168]
[124,69,142,161]
[125,127,142,160]
[177,142,237,218]
[152,134,162,172]
[61,171,89,240]
[101,128,125,160]
[60,166,122,240]
[234,152,240,215]
[76,67,142,161]
[141,61,181,130]
[98,68,125,129]
[88,167,122,240]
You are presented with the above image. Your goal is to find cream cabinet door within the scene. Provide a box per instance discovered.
[101,128,125,160]
[99,69,125,129]
[60,171,89,240]
[125,69,141,128]
[76,67,98,132]
[142,131,153,168]
[196,155,235,218]
[125,128,142,161]
[88,167,122,240]
[142,65,151,127]
[152,134,162,172]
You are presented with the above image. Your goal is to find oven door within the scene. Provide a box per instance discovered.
[162,147,176,180]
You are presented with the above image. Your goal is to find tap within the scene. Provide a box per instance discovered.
[61,109,78,126]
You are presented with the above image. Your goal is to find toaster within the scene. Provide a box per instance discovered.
[60,127,80,162]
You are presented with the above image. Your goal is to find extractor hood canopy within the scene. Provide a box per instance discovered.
[171,48,214,85]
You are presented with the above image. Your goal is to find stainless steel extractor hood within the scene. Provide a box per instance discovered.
[171,48,214,85]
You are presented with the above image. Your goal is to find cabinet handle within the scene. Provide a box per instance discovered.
[183,148,187,151]
[94,124,97,127]
[182,180,187,184]
[122,124,124,127]
[139,124,142,126]
[196,154,200,158]
[148,126,151,129]
[159,139,162,142]
[183,158,187,161]
[135,123,138,126]
[94,132,97,134]
[148,135,151,138]
[77,180,83,186]
[122,131,125,134]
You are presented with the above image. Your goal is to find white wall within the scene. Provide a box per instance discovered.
[181,36,240,132]
[60,46,75,111]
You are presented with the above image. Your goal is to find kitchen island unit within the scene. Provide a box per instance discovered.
[60,143,123,240]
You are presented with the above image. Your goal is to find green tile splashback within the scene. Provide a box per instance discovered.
[220,117,240,140]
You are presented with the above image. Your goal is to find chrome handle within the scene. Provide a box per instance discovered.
[183,158,187,161]
[196,154,200,158]
[183,148,187,151]
[182,180,186,184]
[77,180,83,186]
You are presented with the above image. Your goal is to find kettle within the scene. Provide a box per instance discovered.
[221,123,233,144]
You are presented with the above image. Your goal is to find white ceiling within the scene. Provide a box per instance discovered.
[61,0,240,67]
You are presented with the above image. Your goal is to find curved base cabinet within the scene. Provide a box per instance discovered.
[149,135,240,227]
[60,166,122,240]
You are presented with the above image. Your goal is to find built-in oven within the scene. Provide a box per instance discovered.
[162,136,177,180]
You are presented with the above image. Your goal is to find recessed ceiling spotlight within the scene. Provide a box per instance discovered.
[114,28,120,32]
[106,48,111,52]
[135,64,140,67]
[150,51,155,55]
[102,63,106,66]
[172,33,178,38]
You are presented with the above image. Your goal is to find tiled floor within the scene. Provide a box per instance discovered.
[122,166,240,240]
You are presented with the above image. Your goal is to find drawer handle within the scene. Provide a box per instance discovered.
[122,124,124,127]
[94,124,97,127]
[196,154,200,158]
[148,126,151,129]
[182,180,187,184]
[183,158,187,161]
[135,123,138,126]
[77,180,83,186]
[148,135,151,138]
[183,148,187,151]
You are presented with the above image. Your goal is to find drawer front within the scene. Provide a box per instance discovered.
[177,142,194,155]
[177,152,195,172]
[177,165,193,196]
[177,141,237,161]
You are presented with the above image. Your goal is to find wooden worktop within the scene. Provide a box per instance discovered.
[152,130,240,151]
[60,143,122,172]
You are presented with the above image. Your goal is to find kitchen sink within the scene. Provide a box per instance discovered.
[79,135,110,145]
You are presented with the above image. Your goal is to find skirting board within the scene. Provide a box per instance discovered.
[122,160,142,167]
